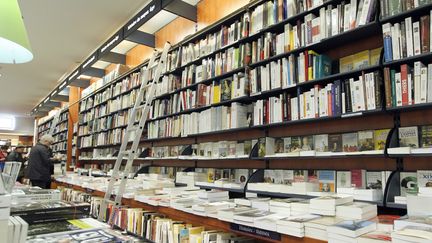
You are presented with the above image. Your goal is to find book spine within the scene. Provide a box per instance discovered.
[401,64,409,106]
[420,15,430,54]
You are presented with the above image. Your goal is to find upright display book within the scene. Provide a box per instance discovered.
[374,129,390,150]
[342,132,359,152]
[318,170,336,192]
[358,130,374,151]
[420,125,432,148]
[337,171,352,189]
[399,126,419,148]
[400,172,418,196]
[314,134,329,152]
[301,135,314,151]
[417,170,432,188]
[328,134,343,152]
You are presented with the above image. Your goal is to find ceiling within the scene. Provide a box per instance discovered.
[0,0,153,117]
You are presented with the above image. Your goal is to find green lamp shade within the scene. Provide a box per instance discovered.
[0,0,33,64]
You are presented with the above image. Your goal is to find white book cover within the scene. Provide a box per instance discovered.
[391,25,400,60]
[417,170,432,188]
[343,4,351,31]
[405,17,414,57]
[413,21,421,56]
[337,171,352,189]
[395,72,402,106]
[349,0,358,29]
[331,8,339,36]
[429,64,432,103]
[319,7,326,39]
[420,67,428,103]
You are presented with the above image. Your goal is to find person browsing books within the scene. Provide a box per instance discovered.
[27,135,59,189]
[6,145,26,182]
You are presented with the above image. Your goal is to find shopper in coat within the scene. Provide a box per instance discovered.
[0,145,9,171]
[6,146,26,182]
[27,135,58,189]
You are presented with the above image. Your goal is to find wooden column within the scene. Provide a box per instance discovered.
[67,87,81,171]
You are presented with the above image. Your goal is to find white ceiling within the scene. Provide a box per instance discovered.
[0,0,152,117]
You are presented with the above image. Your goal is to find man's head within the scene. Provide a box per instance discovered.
[1,145,8,151]
[39,135,54,146]
[15,146,24,153]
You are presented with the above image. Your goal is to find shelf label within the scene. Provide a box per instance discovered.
[99,30,124,55]
[230,223,281,241]
[124,0,161,36]
[68,69,80,81]
[82,53,98,69]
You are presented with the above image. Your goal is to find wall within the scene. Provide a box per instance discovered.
[0,116,35,136]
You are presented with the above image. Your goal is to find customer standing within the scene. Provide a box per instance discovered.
[27,135,58,189]
[6,146,26,182]
[0,145,9,171]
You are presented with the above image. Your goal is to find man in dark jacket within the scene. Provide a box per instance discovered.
[27,135,57,189]
[5,145,26,181]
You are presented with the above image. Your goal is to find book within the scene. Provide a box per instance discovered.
[327,220,377,238]
[399,126,419,148]
[366,171,384,190]
[400,172,418,196]
[374,129,390,150]
[417,170,432,188]
[420,125,432,148]
[351,169,366,188]
[329,134,343,152]
[342,132,359,152]
[337,171,352,189]
[358,130,375,151]
[301,135,314,151]
[318,170,336,192]
[314,134,329,152]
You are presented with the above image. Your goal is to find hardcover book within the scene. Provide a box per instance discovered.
[358,130,374,151]
[337,171,352,188]
[314,134,329,152]
[301,135,314,151]
[399,126,419,148]
[420,125,432,148]
[374,129,390,150]
[342,132,359,152]
[318,170,336,192]
[366,171,383,190]
[417,170,432,188]
[328,134,343,152]
[400,172,418,196]
[274,137,284,154]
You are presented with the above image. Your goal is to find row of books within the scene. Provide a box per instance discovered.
[147,102,250,139]
[382,13,431,62]
[150,73,248,119]
[79,128,127,148]
[380,0,432,19]
[79,111,130,136]
[90,198,254,243]
[81,64,130,97]
[150,140,253,159]
[383,62,432,108]
[258,129,390,157]
[52,141,67,153]
[388,124,432,153]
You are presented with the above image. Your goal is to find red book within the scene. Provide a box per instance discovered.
[420,15,430,53]
[351,169,366,188]
[400,64,409,106]
[328,88,332,116]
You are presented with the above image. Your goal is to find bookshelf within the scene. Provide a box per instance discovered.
[36,116,54,141]
[52,108,69,154]
[56,1,432,240]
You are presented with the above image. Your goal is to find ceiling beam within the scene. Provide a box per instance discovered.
[44,101,61,108]
[162,0,197,22]
[99,51,126,64]
[69,78,91,88]
[51,94,69,102]
[125,30,155,47]
[81,67,105,78]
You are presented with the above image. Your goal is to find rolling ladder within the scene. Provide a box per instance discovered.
[97,42,171,222]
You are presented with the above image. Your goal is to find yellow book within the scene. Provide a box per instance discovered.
[374,129,390,150]
[207,168,215,182]
[369,47,382,65]
[308,67,313,81]
[339,54,354,72]
[67,219,92,229]
[189,226,205,235]
[290,30,294,51]
[352,50,370,70]
[212,84,221,104]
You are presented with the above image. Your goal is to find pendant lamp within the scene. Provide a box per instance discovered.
[0,0,33,64]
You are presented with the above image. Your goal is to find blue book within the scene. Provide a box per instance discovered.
[383,36,393,62]
[316,55,332,79]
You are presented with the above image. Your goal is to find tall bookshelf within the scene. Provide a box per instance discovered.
[52,108,69,154]
[60,0,432,241]
[36,116,54,141]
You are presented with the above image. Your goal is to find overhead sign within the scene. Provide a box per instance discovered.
[123,0,161,36]
[98,29,124,56]
[81,52,99,70]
